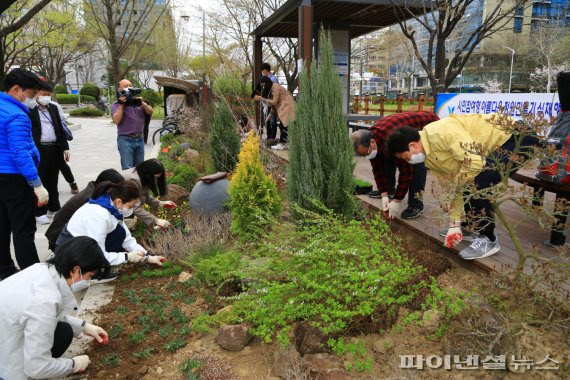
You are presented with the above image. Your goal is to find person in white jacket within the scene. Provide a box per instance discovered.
[55,180,165,282]
[0,236,109,379]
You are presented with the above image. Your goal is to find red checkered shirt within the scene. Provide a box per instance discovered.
[369,111,439,200]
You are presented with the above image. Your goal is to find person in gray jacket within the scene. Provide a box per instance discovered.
[0,236,109,379]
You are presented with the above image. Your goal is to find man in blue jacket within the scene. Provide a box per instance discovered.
[0,68,48,279]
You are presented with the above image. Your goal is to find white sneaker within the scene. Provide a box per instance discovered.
[459,236,500,260]
[47,211,58,218]
[271,143,287,150]
[36,215,50,225]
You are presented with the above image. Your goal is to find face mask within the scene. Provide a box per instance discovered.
[37,96,51,106]
[23,97,37,108]
[365,149,378,160]
[70,269,90,293]
[408,153,426,164]
[120,207,134,218]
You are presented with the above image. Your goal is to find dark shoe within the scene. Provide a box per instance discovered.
[90,271,118,284]
[401,206,424,219]
[459,236,500,260]
[368,190,380,198]
[0,265,18,280]
[70,182,79,194]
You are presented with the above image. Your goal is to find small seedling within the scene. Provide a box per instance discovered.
[158,325,175,338]
[154,306,167,322]
[128,331,145,345]
[164,338,186,352]
[117,306,129,315]
[120,274,130,282]
[133,347,156,359]
[141,287,155,294]
[130,273,140,280]
[108,324,123,338]
[149,294,163,303]
[179,325,191,336]
[179,358,201,380]
[183,296,196,305]
[102,353,120,367]
[170,308,189,324]
[170,290,185,299]
[122,289,144,304]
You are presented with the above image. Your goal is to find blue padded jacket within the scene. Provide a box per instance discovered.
[0,92,40,186]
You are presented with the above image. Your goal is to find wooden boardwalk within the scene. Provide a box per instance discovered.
[271,150,569,276]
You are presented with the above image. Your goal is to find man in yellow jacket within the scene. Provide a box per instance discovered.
[386,114,538,260]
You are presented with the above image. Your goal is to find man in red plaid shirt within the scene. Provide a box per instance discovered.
[351,111,439,219]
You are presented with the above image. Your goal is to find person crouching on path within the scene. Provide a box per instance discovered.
[254,75,296,151]
[121,158,176,229]
[386,113,539,260]
[55,180,165,283]
[351,111,439,220]
[30,80,70,225]
[0,236,110,379]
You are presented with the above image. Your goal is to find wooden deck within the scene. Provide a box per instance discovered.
[271,150,569,276]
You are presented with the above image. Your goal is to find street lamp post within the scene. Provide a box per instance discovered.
[74,63,81,108]
[502,46,515,93]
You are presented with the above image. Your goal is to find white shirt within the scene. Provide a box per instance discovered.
[38,105,57,143]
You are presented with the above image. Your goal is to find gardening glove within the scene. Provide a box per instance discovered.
[147,255,166,266]
[381,196,390,218]
[387,200,401,220]
[155,218,171,228]
[127,251,146,263]
[445,226,463,248]
[34,185,49,207]
[72,355,90,373]
[84,323,108,344]
[159,200,177,209]
[63,150,70,162]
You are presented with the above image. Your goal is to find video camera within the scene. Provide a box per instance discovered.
[117,87,142,106]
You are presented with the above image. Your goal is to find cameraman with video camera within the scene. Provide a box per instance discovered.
[111,80,153,170]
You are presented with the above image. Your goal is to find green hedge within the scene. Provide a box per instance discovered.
[141,89,162,107]
[54,85,68,94]
[55,94,95,104]
[80,83,100,100]
[69,107,105,117]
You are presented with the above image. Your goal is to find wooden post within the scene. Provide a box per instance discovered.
[298,0,313,80]
[397,94,403,113]
[364,95,369,115]
[418,93,425,111]
[203,84,209,111]
[354,96,360,114]
[253,36,262,127]
[380,95,385,117]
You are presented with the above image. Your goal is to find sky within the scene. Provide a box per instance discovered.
[172,0,220,54]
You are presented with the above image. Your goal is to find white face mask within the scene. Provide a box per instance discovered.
[408,152,426,165]
[37,96,51,106]
[23,97,37,108]
[365,149,378,160]
[120,207,134,218]
[70,269,90,293]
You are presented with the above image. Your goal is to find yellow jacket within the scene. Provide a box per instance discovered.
[419,114,512,221]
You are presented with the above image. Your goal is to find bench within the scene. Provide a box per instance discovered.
[510,170,570,246]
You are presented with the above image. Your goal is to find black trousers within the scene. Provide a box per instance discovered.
[384,158,427,208]
[466,135,540,240]
[278,124,288,143]
[52,322,73,358]
[37,145,61,216]
[59,159,75,184]
[0,174,38,279]
[266,111,278,140]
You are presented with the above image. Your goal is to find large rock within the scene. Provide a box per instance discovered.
[215,323,253,351]
[303,353,351,380]
[183,149,200,161]
[271,345,303,379]
[294,322,330,355]
[189,179,229,215]
[165,184,190,204]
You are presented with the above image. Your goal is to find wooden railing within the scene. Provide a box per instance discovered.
[350,94,435,116]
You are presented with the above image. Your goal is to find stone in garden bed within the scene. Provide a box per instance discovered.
[215,323,254,351]
[294,322,331,355]
[164,184,190,204]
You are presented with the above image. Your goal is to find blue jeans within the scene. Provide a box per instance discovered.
[117,135,144,170]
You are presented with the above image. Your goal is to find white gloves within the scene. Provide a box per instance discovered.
[34,185,49,206]
[155,218,171,228]
[147,255,166,266]
[159,201,177,209]
[63,150,70,162]
[445,226,463,248]
[127,251,146,263]
[84,323,108,344]
[381,196,390,212]
[387,200,400,220]
[72,355,90,373]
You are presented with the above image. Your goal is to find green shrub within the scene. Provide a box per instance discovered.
[210,101,240,173]
[193,248,242,287]
[355,178,373,187]
[168,164,198,190]
[212,72,249,98]
[141,88,163,107]
[69,107,104,117]
[288,29,355,217]
[55,94,95,104]
[80,83,100,100]
[54,85,68,94]
[232,211,425,346]
[228,133,281,239]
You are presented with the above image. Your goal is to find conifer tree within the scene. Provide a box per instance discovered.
[288,29,355,216]
[210,101,240,173]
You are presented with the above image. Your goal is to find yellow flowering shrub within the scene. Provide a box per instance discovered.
[228,133,282,239]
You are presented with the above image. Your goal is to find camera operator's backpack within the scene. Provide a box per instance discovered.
[536,72,570,184]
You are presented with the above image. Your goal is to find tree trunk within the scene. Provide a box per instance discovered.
[546,57,552,93]
[0,39,5,86]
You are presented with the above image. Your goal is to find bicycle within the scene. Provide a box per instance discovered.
[152,114,181,145]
